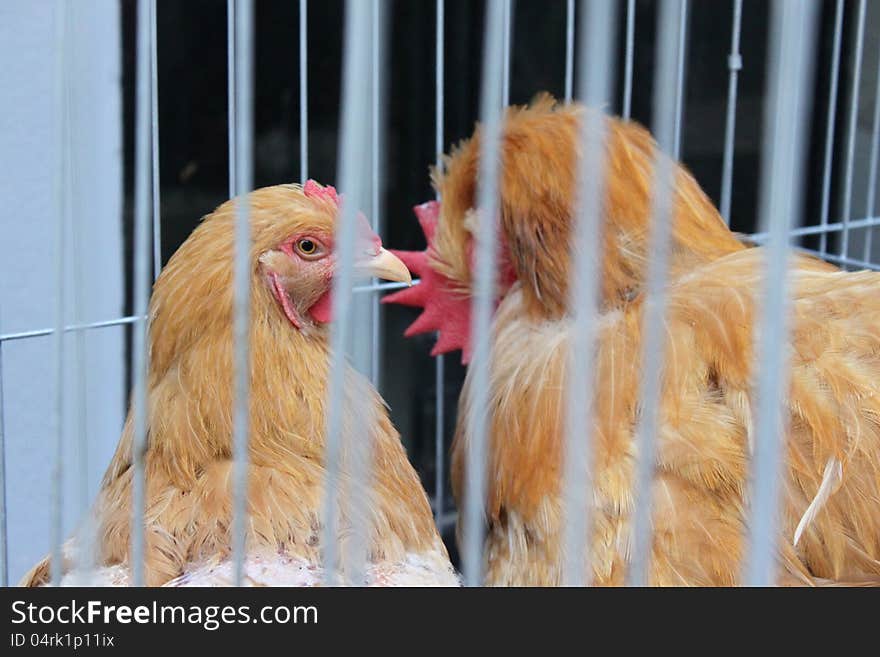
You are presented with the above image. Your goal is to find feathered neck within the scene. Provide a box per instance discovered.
[430,98,746,321]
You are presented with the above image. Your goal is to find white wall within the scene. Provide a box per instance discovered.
[0,0,124,584]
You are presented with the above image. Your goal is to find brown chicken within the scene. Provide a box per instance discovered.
[386,96,880,585]
[23,180,457,586]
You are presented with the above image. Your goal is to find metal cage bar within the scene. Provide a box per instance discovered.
[719,0,743,223]
[743,0,818,586]
[0,320,6,586]
[300,0,309,183]
[840,0,867,260]
[129,0,154,588]
[561,0,617,587]
[622,0,635,120]
[227,1,237,199]
[150,0,162,279]
[369,0,385,389]
[502,0,512,107]
[320,0,376,585]
[794,245,880,271]
[671,0,689,161]
[461,0,507,588]
[751,214,880,241]
[627,0,684,587]
[230,0,255,587]
[565,0,574,103]
[864,39,880,262]
[1,0,878,590]
[819,0,845,255]
[434,0,446,525]
[49,0,71,588]
[69,7,93,580]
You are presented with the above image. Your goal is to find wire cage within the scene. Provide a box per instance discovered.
[1,0,879,586]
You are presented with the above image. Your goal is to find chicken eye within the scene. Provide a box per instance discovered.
[296,239,319,257]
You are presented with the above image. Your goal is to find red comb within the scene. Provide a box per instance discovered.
[304,178,381,251]
[303,179,340,206]
[383,201,475,363]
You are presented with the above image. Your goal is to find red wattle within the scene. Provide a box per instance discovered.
[309,290,333,323]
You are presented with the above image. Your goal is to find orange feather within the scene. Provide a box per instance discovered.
[22,183,454,587]
[427,96,880,585]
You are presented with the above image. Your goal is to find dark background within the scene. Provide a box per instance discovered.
[119,0,859,563]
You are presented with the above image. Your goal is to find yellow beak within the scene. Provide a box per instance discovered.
[353,248,412,285]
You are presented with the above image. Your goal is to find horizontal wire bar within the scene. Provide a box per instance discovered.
[0,315,141,343]
[11,212,872,350]
[749,215,880,241]
[792,245,880,271]
[352,279,417,293]
[434,510,457,531]
[0,281,420,345]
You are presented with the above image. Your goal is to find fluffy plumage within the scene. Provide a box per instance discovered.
[22,182,457,587]
[390,96,880,585]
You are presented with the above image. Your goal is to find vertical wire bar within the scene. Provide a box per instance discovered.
[50,0,70,588]
[502,0,512,107]
[462,0,506,588]
[743,0,818,586]
[369,0,383,388]
[434,357,445,521]
[561,0,617,587]
[150,0,162,278]
[622,0,635,120]
[71,256,92,582]
[0,335,6,586]
[840,0,866,260]
[66,4,93,579]
[321,0,374,585]
[434,0,446,523]
[130,0,153,587]
[626,0,684,587]
[230,0,255,587]
[719,0,743,223]
[671,0,689,161]
[863,41,880,262]
[227,0,237,198]
[819,0,845,255]
[57,2,93,583]
[564,0,574,103]
[300,0,309,182]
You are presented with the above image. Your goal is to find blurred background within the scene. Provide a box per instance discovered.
[1,0,879,581]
